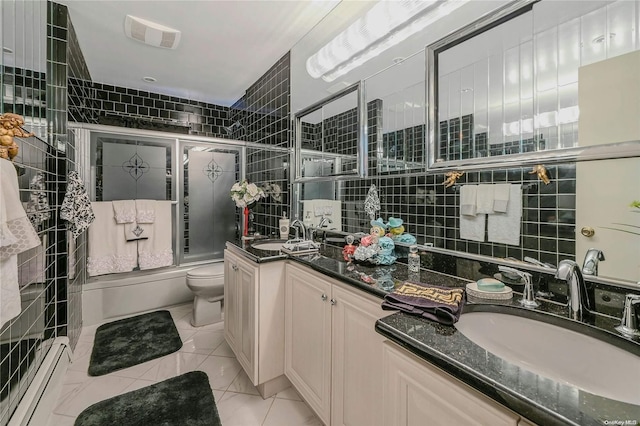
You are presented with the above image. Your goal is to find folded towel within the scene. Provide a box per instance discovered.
[460,185,477,216]
[460,214,485,242]
[112,200,136,224]
[381,282,465,325]
[135,199,156,223]
[476,184,495,214]
[124,223,149,241]
[137,201,173,270]
[488,185,522,246]
[493,184,511,213]
[88,202,137,276]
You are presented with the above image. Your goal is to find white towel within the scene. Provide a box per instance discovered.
[488,185,522,246]
[124,222,149,241]
[460,214,486,242]
[87,201,137,276]
[0,159,41,328]
[112,200,136,223]
[135,199,156,223]
[460,185,477,216]
[18,235,46,287]
[476,184,495,214]
[137,201,173,270]
[493,184,511,213]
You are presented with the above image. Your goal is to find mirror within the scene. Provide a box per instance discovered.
[293,81,367,182]
[427,0,640,169]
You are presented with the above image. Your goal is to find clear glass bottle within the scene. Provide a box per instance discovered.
[408,245,420,273]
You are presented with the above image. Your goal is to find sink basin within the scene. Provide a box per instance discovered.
[455,311,640,405]
[251,239,286,251]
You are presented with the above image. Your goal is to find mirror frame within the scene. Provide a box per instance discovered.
[426,0,640,172]
[293,81,368,183]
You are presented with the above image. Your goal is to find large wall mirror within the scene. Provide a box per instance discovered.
[427,0,640,169]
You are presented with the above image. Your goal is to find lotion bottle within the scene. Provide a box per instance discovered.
[279,211,290,240]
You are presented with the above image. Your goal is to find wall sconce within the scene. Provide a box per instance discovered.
[306,0,469,82]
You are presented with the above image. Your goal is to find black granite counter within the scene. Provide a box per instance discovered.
[226,239,640,425]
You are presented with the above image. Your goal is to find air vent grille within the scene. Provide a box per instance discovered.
[124,15,181,50]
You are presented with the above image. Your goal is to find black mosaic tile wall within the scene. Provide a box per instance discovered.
[382,124,426,165]
[339,164,576,267]
[67,79,232,137]
[233,53,291,236]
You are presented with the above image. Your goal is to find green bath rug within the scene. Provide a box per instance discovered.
[88,310,182,376]
[74,371,221,426]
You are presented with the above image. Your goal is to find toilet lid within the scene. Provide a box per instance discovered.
[188,264,224,278]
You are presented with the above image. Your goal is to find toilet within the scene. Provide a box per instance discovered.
[186,263,225,327]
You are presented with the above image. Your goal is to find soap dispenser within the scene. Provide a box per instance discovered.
[279,211,290,240]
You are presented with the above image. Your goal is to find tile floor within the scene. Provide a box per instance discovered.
[48,303,323,425]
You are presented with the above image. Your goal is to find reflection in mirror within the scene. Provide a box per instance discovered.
[364,52,426,174]
[429,0,640,167]
[294,82,366,181]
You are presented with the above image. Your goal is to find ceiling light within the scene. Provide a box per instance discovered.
[2,46,13,54]
[306,0,470,82]
[142,76,157,83]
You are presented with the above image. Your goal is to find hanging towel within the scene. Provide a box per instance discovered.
[135,199,156,223]
[460,214,485,242]
[25,172,50,229]
[112,200,136,223]
[381,281,465,325]
[460,185,477,216]
[0,159,41,328]
[488,185,522,246]
[68,231,76,280]
[61,171,95,239]
[493,184,511,213]
[137,200,173,270]
[476,184,495,214]
[87,201,137,276]
[18,234,46,287]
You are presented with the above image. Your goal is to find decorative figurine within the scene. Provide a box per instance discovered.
[0,113,34,160]
[530,164,551,185]
[342,235,357,262]
[443,171,464,188]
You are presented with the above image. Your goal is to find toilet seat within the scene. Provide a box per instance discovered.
[187,264,224,279]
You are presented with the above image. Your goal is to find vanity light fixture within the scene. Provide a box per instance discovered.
[306,0,470,82]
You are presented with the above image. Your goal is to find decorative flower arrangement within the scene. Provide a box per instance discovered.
[230,180,265,208]
[263,182,283,203]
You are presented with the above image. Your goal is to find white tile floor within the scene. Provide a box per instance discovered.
[48,303,323,426]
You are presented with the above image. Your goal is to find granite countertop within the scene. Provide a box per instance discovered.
[226,239,640,425]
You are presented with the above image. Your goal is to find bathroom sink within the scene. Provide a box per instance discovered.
[455,311,640,405]
[251,239,286,251]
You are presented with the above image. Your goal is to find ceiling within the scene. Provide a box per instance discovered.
[60,0,342,107]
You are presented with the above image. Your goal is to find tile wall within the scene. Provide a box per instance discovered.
[232,53,291,236]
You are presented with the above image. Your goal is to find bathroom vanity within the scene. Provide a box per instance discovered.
[224,240,640,425]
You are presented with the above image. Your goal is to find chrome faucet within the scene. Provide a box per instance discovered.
[555,260,590,320]
[615,294,640,337]
[290,219,306,241]
[318,216,333,229]
[499,266,538,308]
[582,248,605,276]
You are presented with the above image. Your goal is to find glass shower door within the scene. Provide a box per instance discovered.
[180,142,241,263]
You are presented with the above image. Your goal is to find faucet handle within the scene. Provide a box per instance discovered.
[615,294,640,337]
[499,266,538,308]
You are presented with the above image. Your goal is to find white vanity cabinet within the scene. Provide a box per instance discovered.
[382,341,521,426]
[284,263,386,426]
[223,248,287,397]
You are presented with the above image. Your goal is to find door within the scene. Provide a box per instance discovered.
[284,264,332,425]
[576,158,640,281]
[236,258,257,381]
[331,284,386,426]
[224,251,240,352]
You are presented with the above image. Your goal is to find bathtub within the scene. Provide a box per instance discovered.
[82,262,223,325]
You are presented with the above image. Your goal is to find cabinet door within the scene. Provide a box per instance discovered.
[331,284,386,426]
[236,259,257,382]
[383,342,519,426]
[285,264,332,425]
[223,251,240,352]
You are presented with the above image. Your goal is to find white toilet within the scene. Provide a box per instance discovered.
[186,263,225,327]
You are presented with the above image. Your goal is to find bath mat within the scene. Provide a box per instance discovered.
[88,310,182,376]
[74,371,221,426]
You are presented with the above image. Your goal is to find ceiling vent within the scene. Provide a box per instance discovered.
[124,15,181,50]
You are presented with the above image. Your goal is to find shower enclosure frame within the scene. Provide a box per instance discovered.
[70,123,247,270]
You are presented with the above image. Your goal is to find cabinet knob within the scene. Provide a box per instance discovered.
[330,298,336,306]
[321,294,327,301]
[232,264,238,271]
[581,226,595,237]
